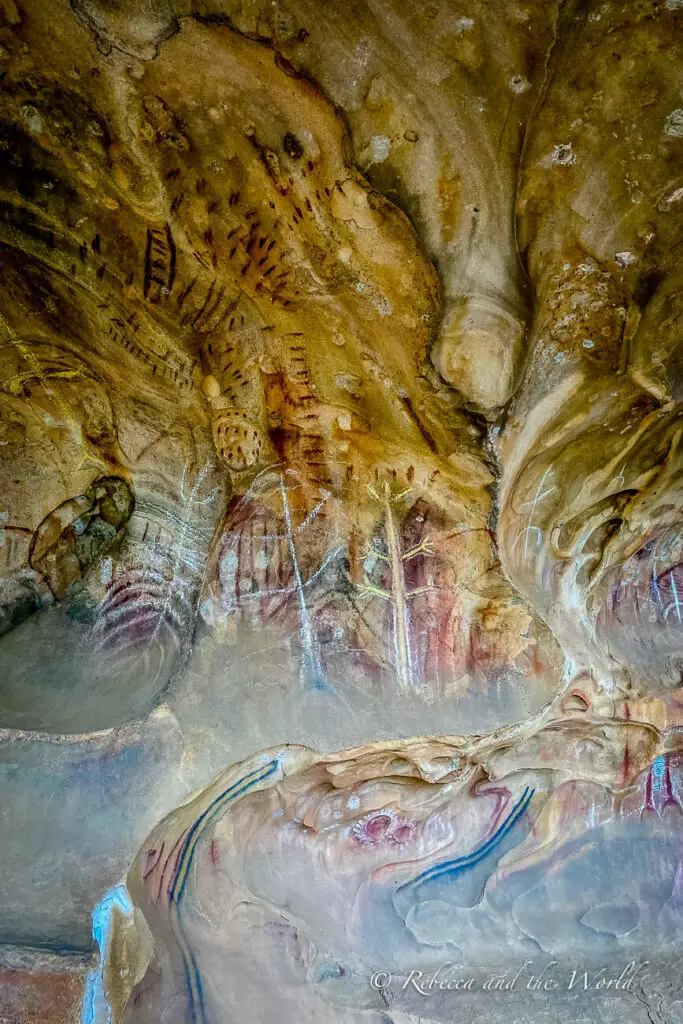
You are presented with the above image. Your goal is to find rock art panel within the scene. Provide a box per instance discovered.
[0,0,680,1021]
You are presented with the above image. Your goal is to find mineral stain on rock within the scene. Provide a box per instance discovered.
[0,0,681,1022]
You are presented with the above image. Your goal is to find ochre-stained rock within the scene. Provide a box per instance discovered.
[118,703,681,1022]
[0,967,83,1024]
[0,0,681,1021]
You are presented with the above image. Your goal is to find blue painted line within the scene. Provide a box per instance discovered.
[398,787,534,893]
[171,759,281,1024]
[171,759,280,905]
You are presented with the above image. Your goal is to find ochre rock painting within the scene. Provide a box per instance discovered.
[120,727,681,1023]
[0,0,681,1021]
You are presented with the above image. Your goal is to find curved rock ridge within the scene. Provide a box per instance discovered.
[117,695,683,1021]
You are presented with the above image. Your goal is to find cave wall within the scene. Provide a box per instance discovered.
[0,0,682,1021]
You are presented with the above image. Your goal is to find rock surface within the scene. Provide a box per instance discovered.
[0,0,681,1020]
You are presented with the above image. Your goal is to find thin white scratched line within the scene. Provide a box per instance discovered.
[521,465,554,560]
